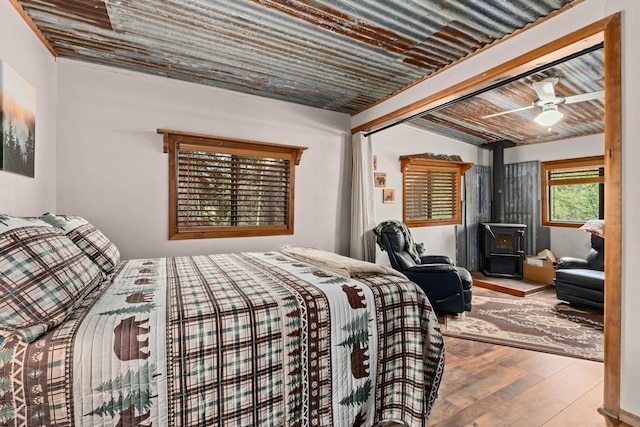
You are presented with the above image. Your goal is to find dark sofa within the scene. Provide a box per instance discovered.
[554,234,604,311]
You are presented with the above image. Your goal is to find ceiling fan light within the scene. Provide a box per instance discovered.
[535,104,563,126]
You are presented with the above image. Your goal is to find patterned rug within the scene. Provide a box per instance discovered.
[439,293,604,361]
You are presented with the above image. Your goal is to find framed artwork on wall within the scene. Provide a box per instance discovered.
[374,172,386,188]
[383,189,395,204]
[1,61,36,178]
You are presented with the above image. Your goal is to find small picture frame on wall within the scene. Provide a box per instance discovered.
[374,172,386,188]
[383,189,395,204]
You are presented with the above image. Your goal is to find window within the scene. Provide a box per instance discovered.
[159,129,306,239]
[401,156,472,227]
[541,155,604,227]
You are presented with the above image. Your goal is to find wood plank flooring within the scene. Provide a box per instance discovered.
[428,288,629,427]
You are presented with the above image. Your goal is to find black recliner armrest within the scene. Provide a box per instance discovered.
[557,257,589,269]
[404,265,465,313]
[419,255,453,265]
[407,263,456,274]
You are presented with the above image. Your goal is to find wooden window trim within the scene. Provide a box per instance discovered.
[541,155,605,228]
[401,157,473,227]
[158,129,306,240]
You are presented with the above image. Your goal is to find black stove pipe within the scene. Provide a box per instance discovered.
[487,140,517,223]
[492,141,505,223]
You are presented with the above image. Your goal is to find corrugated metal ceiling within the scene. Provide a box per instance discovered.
[406,47,604,145]
[14,0,599,145]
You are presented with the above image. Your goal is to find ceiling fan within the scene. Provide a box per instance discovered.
[482,77,604,126]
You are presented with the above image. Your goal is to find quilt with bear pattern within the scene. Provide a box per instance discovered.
[0,251,444,426]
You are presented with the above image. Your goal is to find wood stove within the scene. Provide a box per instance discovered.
[481,222,527,278]
[480,140,527,278]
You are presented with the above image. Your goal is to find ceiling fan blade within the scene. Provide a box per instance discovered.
[482,104,534,119]
[532,78,558,100]
[565,90,604,104]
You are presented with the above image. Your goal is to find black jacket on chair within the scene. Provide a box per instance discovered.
[375,222,472,314]
[554,234,604,311]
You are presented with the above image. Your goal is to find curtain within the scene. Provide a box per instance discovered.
[349,132,375,262]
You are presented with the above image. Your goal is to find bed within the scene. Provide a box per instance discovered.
[0,214,444,426]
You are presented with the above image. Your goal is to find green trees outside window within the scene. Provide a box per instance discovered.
[541,156,604,227]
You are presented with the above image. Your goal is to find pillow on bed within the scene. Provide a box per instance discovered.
[40,213,120,275]
[0,214,103,342]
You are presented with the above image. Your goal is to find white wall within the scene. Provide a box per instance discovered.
[354,0,640,419]
[504,134,605,259]
[370,124,486,265]
[371,126,603,263]
[56,60,352,259]
[503,134,604,164]
[0,1,57,215]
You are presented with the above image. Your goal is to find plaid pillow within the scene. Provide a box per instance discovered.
[40,213,120,275]
[0,214,103,342]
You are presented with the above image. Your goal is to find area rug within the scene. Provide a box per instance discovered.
[439,294,604,361]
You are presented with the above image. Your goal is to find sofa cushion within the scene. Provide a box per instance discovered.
[383,227,406,253]
[556,282,603,311]
[557,257,589,269]
[555,268,604,291]
[394,251,417,271]
[584,235,604,271]
[420,255,453,265]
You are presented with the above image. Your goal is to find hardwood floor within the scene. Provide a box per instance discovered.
[428,287,628,427]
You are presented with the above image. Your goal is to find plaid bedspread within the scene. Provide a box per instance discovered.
[0,252,444,426]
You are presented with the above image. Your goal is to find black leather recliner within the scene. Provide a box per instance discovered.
[554,234,604,311]
[375,222,472,314]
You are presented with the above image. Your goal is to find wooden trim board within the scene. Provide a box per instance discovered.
[619,409,640,427]
[352,19,607,135]
[471,271,553,297]
[8,0,57,57]
[602,12,622,417]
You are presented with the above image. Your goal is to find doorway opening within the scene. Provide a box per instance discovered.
[354,14,622,418]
